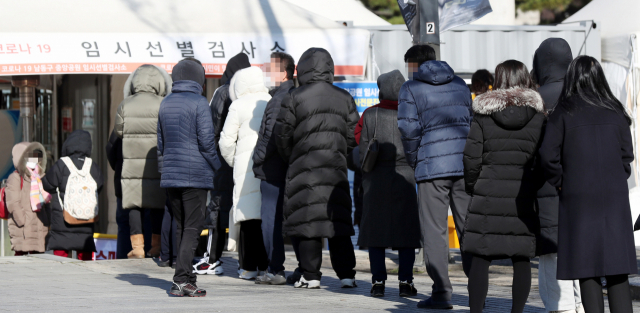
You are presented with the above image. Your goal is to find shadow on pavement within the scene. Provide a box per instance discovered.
[115,273,172,295]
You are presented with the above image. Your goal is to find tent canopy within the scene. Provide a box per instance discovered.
[282,0,390,27]
[564,0,640,38]
[5,0,345,33]
[0,0,371,76]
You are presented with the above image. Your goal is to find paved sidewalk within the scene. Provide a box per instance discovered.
[0,251,638,312]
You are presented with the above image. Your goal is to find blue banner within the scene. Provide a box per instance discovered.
[0,110,22,181]
[333,81,379,114]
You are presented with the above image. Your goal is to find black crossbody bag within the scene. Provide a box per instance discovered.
[361,108,379,173]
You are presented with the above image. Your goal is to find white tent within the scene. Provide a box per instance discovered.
[283,0,390,27]
[565,0,640,244]
[0,0,371,77]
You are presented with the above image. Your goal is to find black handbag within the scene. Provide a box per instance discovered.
[361,108,379,173]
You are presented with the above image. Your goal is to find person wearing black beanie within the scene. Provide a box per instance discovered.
[158,57,221,297]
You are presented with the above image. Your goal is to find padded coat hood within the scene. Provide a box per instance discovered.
[221,53,251,85]
[533,38,572,87]
[414,60,455,86]
[123,64,171,98]
[533,38,572,111]
[297,48,334,86]
[473,87,544,130]
[12,142,47,177]
[61,130,92,158]
[229,67,268,101]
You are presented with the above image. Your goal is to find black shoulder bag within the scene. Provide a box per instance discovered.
[361,108,379,173]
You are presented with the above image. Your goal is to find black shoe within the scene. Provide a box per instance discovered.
[156,258,172,268]
[399,280,417,297]
[169,282,206,297]
[286,267,303,285]
[370,281,385,297]
[417,297,453,310]
[171,261,176,269]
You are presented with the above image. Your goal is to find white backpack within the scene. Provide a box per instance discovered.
[57,157,99,222]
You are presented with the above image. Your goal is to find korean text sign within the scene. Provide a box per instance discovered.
[0,30,369,76]
[333,82,379,114]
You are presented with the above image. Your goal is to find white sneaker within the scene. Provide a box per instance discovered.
[340,278,357,288]
[239,270,259,280]
[193,259,224,275]
[294,277,321,289]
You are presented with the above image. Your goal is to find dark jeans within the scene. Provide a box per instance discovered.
[260,180,286,274]
[160,202,178,262]
[115,198,132,259]
[239,219,269,271]
[580,275,632,313]
[369,247,415,282]
[129,208,163,235]
[469,255,531,313]
[167,188,207,284]
[417,177,472,301]
[296,236,356,281]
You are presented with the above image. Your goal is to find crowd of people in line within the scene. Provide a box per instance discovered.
[2,37,639,313]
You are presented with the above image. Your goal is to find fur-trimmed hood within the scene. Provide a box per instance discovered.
[473,87,544,130]
[12,141,47,178]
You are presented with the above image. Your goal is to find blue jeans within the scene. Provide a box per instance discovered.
[115,198,132,259]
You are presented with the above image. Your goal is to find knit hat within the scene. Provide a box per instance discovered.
[171,59,205,86]
[377,70,406,101]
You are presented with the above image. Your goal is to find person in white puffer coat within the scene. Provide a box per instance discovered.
[219,66,271,279]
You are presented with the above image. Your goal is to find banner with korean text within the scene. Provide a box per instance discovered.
[333,81,380,114]
[0,29,369,76]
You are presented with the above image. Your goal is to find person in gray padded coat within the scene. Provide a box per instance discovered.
[115,64,172,259]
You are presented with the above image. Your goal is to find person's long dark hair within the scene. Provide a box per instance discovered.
[559,55,632,125]
[493,60,536,90]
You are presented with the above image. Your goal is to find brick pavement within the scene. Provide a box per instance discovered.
[0,252,638,312]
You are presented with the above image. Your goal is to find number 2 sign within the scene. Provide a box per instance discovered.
[426,22,436,34]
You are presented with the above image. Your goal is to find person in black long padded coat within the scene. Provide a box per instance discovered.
[462,60,544,313]
[539,56,636,313]
[357,70,421,298]
[275,48,359,288]
[43,130,103,260]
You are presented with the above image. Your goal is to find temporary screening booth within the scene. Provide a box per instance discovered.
[565,0,640,244]
[0,0,372,239]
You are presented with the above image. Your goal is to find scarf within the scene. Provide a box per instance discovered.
[28,167,51,212]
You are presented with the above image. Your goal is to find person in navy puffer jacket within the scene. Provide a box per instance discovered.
[157,58,220,297]
[397,45,473,310]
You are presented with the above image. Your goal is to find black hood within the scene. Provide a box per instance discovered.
[221,53,251,85]
[297,48,334,86]
[533,38,572,87]
[61,130,92,157]
[172,60,205,87]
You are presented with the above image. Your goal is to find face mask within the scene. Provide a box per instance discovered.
[26,162,37,169]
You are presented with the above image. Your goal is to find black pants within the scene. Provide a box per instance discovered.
[160,202,177,262]
[260,180,286,274]
[238,220,269,271]
[205,208,226,263]
[167,188,207,284]
[579,275,632,313]
[468,255,531,313]
[129,208,163,235]
[369,247,415,282]
[296,236,356,281]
